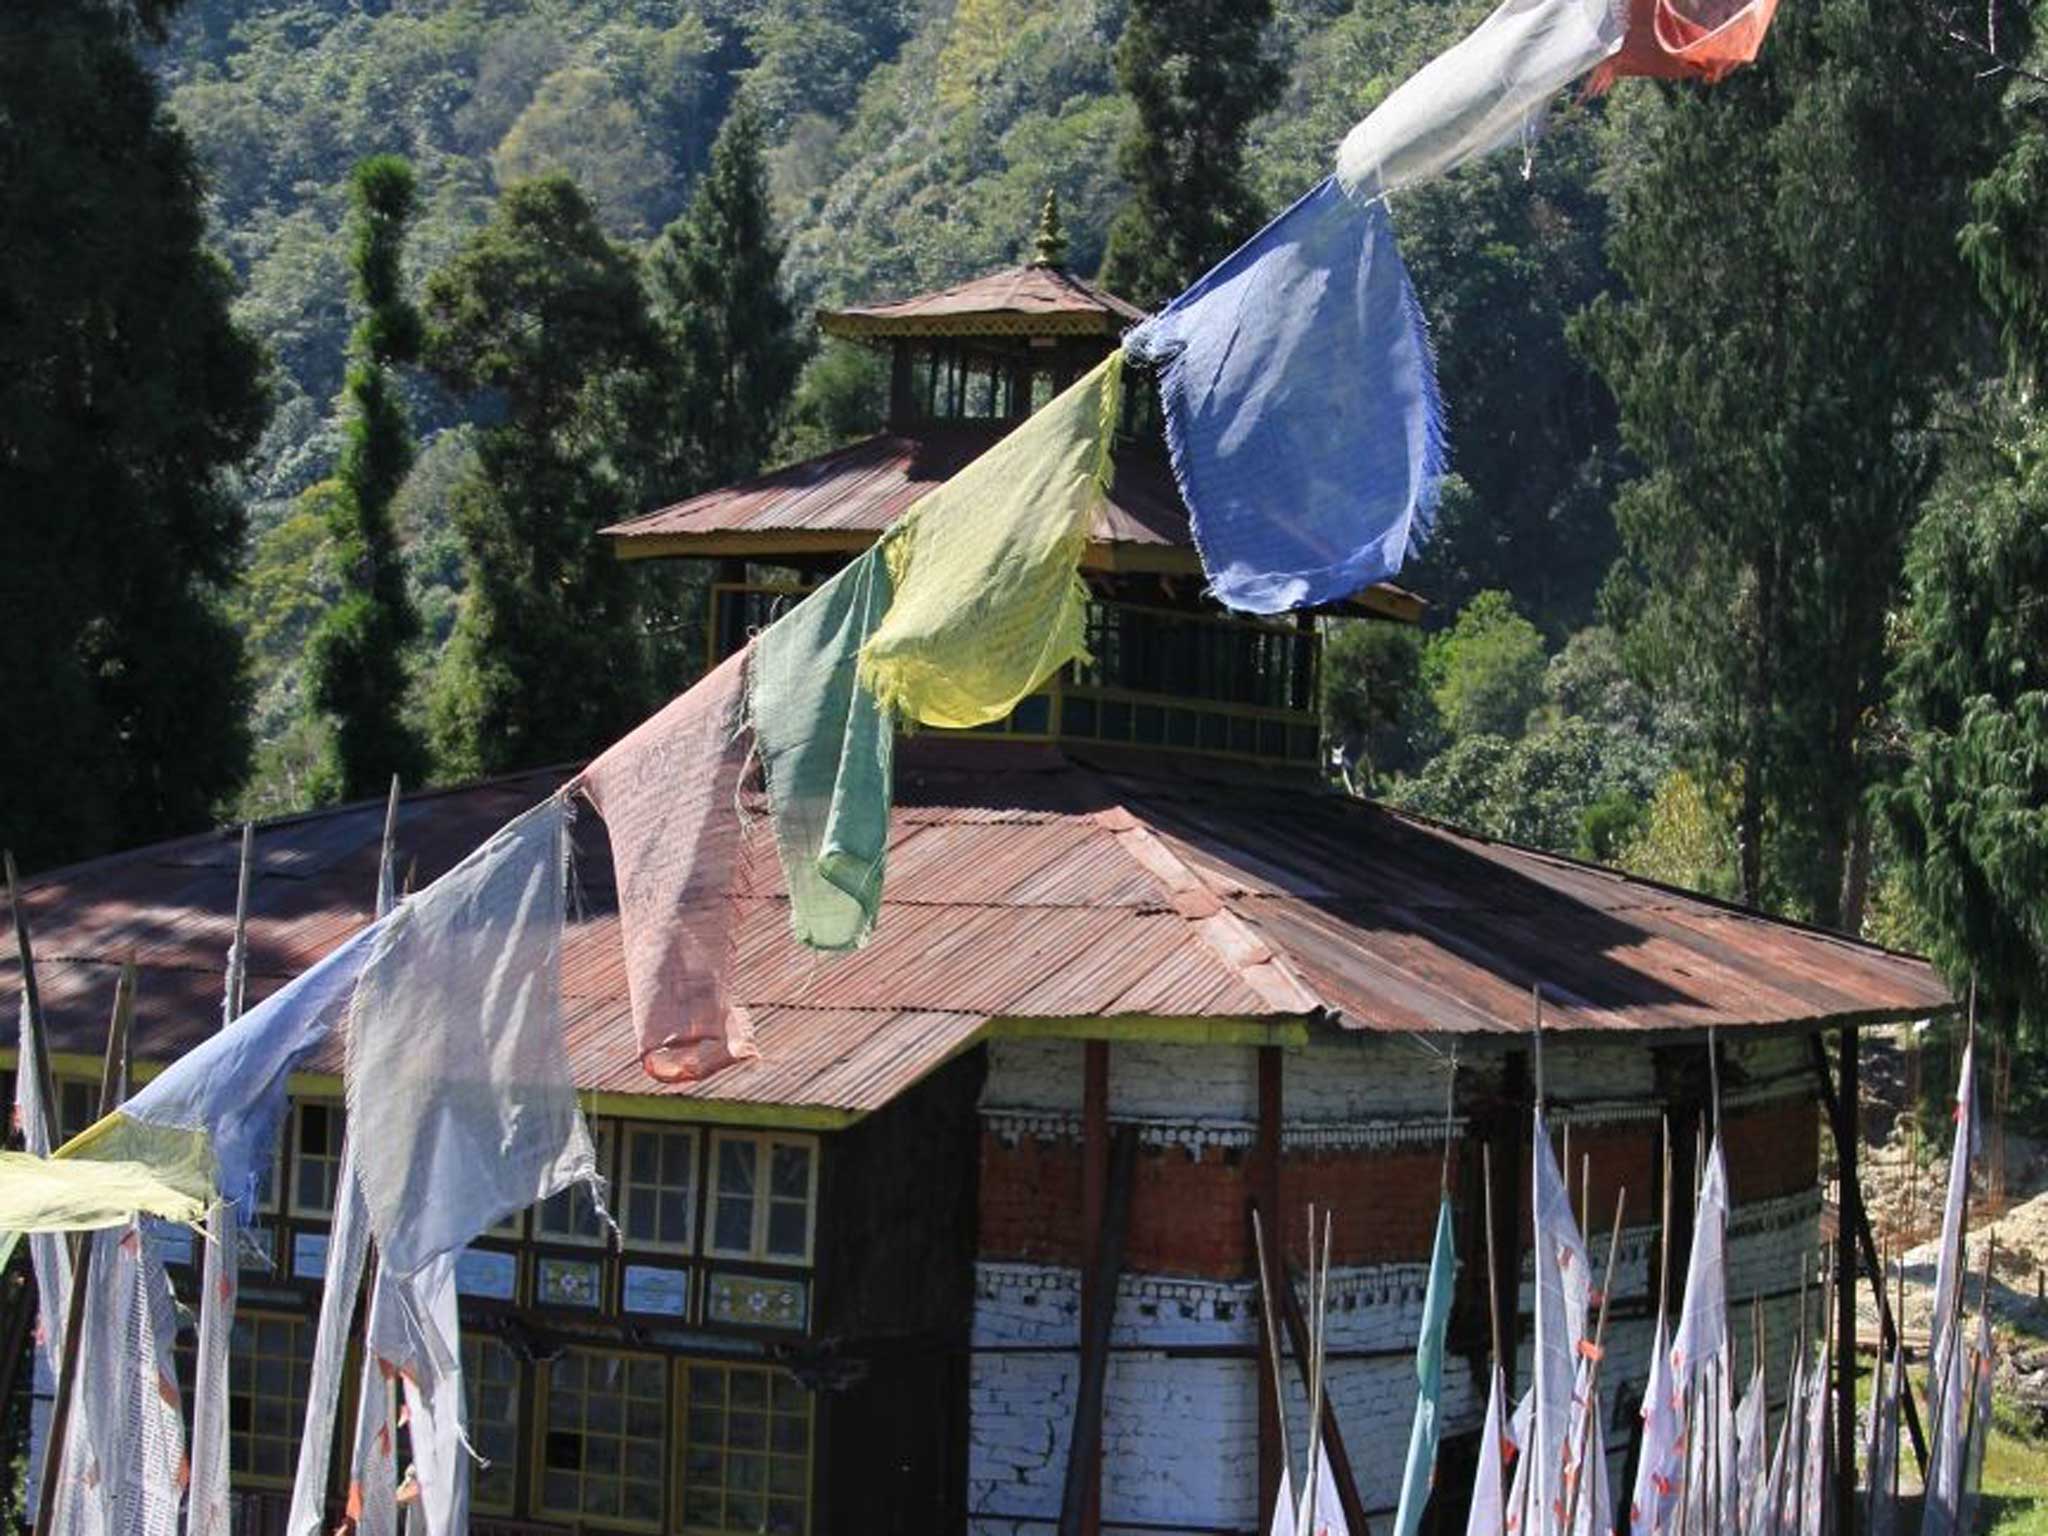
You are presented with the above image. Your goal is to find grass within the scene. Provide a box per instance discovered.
[1979,1397,2048,1536]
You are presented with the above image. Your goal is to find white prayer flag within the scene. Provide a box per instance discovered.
[346,796,601,1276]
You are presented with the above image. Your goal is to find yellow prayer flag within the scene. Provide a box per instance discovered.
[858,352,1122,729]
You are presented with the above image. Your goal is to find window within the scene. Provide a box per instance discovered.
[537,1348,666,1528]
[537,1124,613,1245]
[290,1101,344,1215]
[463,1335,522,1513]
[621,1126,697,1253]
[680,1362,812,1535]
[229,1312,314,1483]
[708,1134,816,1265]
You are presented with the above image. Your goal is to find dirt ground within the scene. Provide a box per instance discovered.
[1851,1026,2048,1416]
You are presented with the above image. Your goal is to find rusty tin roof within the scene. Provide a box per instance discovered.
[2,743,1950,1123]
[817,265,1146,340]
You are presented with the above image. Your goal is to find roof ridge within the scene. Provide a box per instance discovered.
[1088,803,1323,1016]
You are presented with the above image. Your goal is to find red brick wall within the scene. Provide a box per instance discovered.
[979,1091,1820,1281]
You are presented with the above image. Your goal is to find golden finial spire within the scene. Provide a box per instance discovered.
[1030,187,1068,270]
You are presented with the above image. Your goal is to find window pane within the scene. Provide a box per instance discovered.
[539,1348,665,1527]
[679,1362,811,1536]
[714,1194,752,1253]
[770,1143,811,1200]
[717,1138,755,1196]
[767,1200,808,1259]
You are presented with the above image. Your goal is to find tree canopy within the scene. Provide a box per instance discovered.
[0,0,269,870]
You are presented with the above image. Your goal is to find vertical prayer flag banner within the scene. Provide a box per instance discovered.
[1927,1038,1977,1404]
[287,1151,373,1536]
[752,546,897,951]
[858,353,1121,728]
[345,796,599,1277]
[1532,1113,1591,1536]
[1867,1343,1902,1536]
[1629,1315,1680,1536]
[1394,1196,1457,1536]
[579,647,756,1082]
[1465,1368,1513,1536]
[1125,180,1443,615]
[1670,1140,1729,1381]
[1334,0,1622,201]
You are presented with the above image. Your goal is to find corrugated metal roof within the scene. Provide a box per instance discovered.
[817,265,1146,338]
[603,427,1190,552]
[1,742,1952,1119]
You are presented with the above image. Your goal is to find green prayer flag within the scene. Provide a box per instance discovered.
[752,545,897,949]
[1393,1194,1457,1536]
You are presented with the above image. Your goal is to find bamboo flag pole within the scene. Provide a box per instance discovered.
[1483,1143,1507,1536]
[1297,1208,1332,1536]
[1252,1208,1295,1499]
[5,853,59,1148]
[33,959,135,1536]
[1561,1187,1627,1536]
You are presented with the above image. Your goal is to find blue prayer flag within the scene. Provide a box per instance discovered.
[1125,177,1445,615]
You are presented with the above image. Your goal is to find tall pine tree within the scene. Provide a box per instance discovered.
[1886,100,2048,1035]
[1575,0,2011,928]
[304,155,428,804]
[422,175,662,778]
[646,96,805,495]
[1097,0,1283,310]
[0,0,269,870]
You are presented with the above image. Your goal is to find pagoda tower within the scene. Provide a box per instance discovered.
[603,202,1420,772]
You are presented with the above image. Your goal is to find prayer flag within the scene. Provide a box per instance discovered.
[752,545,896,951]
[345,795,601,1277]
[1927,1038,1977,1406]
[0,920,384,1233]
[1957,1308,1994,1536]
[1629,1315,1680,1536]
[1334,0,1623,201]
[577,647,756,1081]
[1467,1367,1516,1536]
[286,1151,373,1536]
[1124,179,1443,615]
[1584,0,1778,92]
[1532,1113,1592,1536]
[1866,1340,1901,1536]
[1394,1196,1458,1536]
[858,353,1121,728]
[1270,1467,1296,1536]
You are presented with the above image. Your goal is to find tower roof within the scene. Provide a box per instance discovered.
[818,264,1146,341]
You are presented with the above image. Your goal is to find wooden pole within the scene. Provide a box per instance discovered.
[1078,1040,1108,1536]
[1482,1143,1507,1536]
[5,852,58,1136]
[1057,1127,1137,1536]
[1808,1033,1928,1475]
[33,960,134,1536]
[1273,1234,1372,1536]
[1836,1025,1861,1533]
[1257,1045,1284,1516]
[1562,1187,1627,1536]
[1252,1208,1294,1492]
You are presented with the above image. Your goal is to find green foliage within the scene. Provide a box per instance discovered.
[421,175,661,777]
[1574,0,2013,925]
[646,96,807,496]
[1097,0,1283,309]
[1392,716,1666,857]
[1619,770,1740,899]
[0,0,269,870]
[1321,618,1432,787]
[1424,590,1548,743]
[304,155,429,804]
[1884,395,2048,1037]
[778,339,889,464]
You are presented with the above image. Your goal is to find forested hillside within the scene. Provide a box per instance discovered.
[154,0,1622,802]
[3,0,2013,1041]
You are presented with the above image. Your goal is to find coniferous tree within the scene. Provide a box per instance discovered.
[1885,113,2048,1036]
[304,155,428,804]
[0,0,270,870]
[1097,0,1283,310]
[421,175,662,778]
[646,97,805,494]
[1574,0,2013,927]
